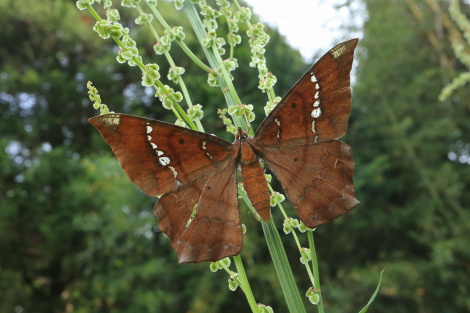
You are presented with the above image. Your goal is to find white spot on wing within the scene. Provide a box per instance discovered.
[159,156,170,166]
[313,100,320,107]
[314,91,320,99]
[311,120,316,133]
[275,118,281,138]
[169,165,178,178]
[102,115,120,125]
[201,140,213,159]
[312,108,321,118]
[145,128,171,164]
[331,44,347,59]
[311,74,317,82]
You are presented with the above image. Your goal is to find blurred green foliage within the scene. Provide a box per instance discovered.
[323,0,470,312]
[1,0,469,312]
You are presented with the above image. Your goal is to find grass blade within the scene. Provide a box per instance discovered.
[358,269,385,313]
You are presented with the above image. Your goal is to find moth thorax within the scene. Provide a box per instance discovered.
[239,140,258,166]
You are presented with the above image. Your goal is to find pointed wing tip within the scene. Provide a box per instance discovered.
[349,38,360,44]
[329,38,359,61]
[88,115,99,126]
[340,38,359,48]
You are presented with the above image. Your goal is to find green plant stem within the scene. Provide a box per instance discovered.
[136,3,205,132]
[267,185,323,309]
[184,1,250,132]
[153,80,199,130]
[85,3,199,130]
[262,221,307,313]
[240,178,309,312]
[146,3,214,74]
[267,185,316,287]
[238,187,262,221]
[291,230,315,284]
[233,0,278,105]
[308,231,325,313]
[266,87,276,103]
[229,42,235,59]
[233,255,259,313]
[85,2,103,22]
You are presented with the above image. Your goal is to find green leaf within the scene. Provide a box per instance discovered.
[358,269,385,313]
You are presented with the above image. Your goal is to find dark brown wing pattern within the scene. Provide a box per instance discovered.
[89,114,242,263]
[257,141,358,228]
[154,152,241,263]
[251,39,360,228]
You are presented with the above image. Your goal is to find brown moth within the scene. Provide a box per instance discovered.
[89,39,360,263]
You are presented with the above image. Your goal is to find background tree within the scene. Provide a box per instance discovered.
[319,0,469,312]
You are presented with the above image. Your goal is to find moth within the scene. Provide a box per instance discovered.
[89,39,360,263]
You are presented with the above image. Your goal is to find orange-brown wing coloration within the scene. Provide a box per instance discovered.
[238,131,272,222]
[89,114,242,263]
[251,39,360,228]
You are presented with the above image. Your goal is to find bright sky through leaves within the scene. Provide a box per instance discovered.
[245,0,361,59]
